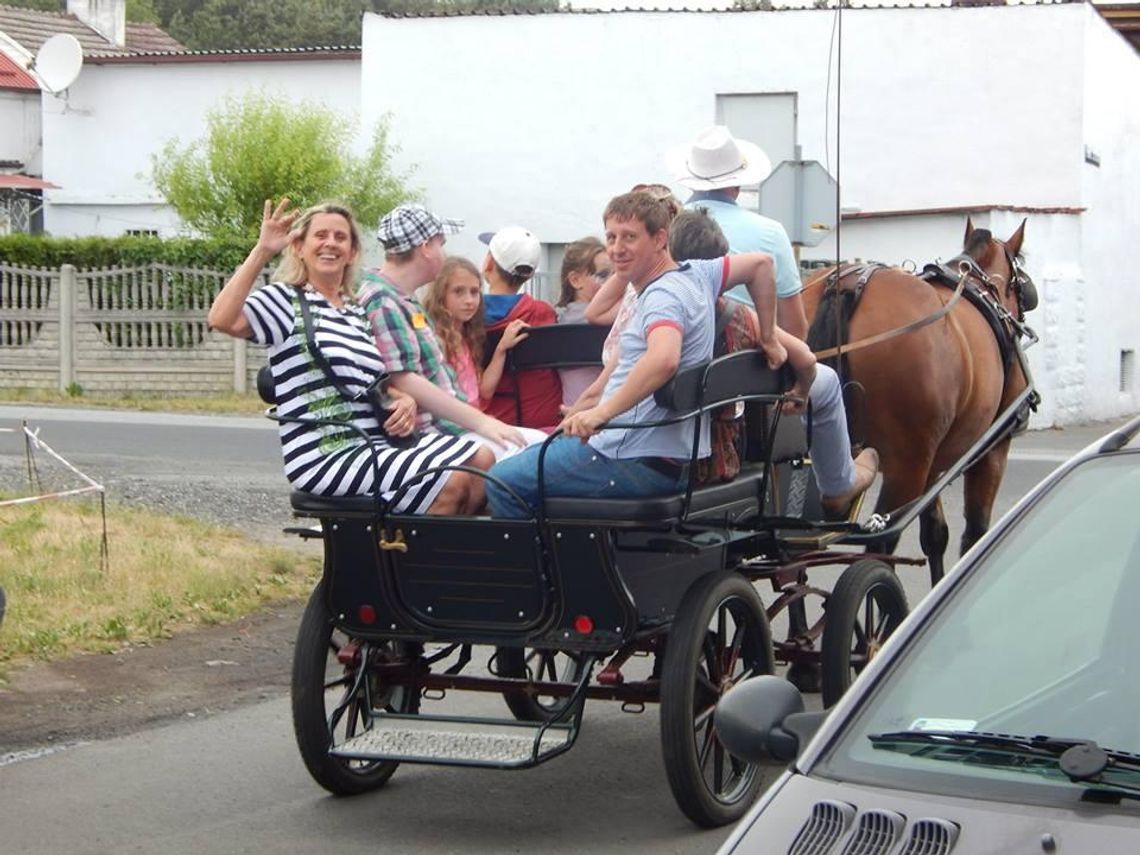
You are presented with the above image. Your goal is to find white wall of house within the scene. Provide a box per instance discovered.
[0,89,41,174]
[361,4,1087,260]
[1073,2,1140,423]
[41,58,360,237]
[360,4,1138,426]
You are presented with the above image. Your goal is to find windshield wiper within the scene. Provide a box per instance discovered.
[869,730,1140,802]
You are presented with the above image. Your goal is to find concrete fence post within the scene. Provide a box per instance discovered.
[58,264,76,392]
[233,336,248,394]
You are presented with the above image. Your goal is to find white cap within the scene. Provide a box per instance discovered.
[479,227,541,277]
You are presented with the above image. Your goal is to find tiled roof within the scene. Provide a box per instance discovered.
[1096,3,1140,53]
[88,44,361,65]
[0,4,183,57]
[374,0,1077,17]
[0,47,37,90]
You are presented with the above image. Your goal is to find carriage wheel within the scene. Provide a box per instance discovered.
[660,571,775,828]
[291,581,420,795]
[495,647,591,723]
[820,559,908,708]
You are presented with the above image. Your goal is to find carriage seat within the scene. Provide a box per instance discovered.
[543,465,766,524]
[290,490,382,517]
[289,351,795,526]
[546,351,793,524]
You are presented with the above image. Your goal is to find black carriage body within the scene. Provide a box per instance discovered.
[291,349,813,653]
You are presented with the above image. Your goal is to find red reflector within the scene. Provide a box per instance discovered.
[358,604,377,625]
[574,615,594,635]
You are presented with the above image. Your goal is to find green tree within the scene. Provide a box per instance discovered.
[151,92,414,241]
[164,0,365,51]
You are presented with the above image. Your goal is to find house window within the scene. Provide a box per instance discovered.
[1121,350,1135,394]
[126,229,159,238]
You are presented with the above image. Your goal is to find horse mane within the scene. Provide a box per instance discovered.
[806,280,856,373]
[964,227,994,260]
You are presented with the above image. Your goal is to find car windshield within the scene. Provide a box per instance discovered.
[817,454,1140,805]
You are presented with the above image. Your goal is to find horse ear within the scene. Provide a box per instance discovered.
[1006,218,1027,257]
[964,216,975,245]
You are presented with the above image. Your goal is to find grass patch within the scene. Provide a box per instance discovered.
[0,498,319,673]
[0,388,266,416]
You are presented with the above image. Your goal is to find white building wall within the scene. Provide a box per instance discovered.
[1074,3,1140,423]
[361,4,1087,264]
[41,58,360,237]
[360,4,1137,426]
[0,90,42,174]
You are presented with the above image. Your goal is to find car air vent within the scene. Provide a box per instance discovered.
[839,809,906,855]
[788,800,857,855]
[898,818,960,855]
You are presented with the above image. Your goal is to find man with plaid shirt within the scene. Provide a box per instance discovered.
[358,204,523,451]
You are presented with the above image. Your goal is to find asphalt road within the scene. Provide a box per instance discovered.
[0,406,1131,855]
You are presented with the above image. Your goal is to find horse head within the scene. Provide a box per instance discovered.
[963,217,1038,320]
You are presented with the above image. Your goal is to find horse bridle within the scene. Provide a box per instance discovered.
[950,244,1037,324]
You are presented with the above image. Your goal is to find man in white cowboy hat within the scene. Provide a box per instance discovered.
[666,125,808,339]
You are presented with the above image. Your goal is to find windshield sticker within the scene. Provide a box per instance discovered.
[909,718,978,732]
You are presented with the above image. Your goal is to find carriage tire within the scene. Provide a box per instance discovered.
[291,581,420,796]
[495,647,591,723]
[820,560,908,708]
[659,571,775,828]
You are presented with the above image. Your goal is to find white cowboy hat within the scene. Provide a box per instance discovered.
[665,125,773,190]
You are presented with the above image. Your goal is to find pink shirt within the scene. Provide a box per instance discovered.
[452,341,482,409]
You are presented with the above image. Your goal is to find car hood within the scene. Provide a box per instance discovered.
[719,771,1140,855]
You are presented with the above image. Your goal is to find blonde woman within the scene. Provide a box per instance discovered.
[207,199,492,514]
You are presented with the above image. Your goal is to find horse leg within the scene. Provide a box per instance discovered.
[919,496,950,587]
[866,458,933,558]
[960,437,1013,556]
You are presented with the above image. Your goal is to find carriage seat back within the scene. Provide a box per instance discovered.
[654,349,793,412]
[545,352,794,525]
[494,322,610,371]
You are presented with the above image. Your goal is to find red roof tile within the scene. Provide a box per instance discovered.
[0,47,37,91]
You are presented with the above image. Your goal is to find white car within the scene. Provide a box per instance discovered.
[716,415,1140,854]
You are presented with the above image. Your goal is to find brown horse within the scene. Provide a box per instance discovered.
[803,219,1039,583]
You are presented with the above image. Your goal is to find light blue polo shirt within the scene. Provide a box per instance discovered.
[685,195,801,303]
[589,257,726,461]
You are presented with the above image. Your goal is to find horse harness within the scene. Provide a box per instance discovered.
[816,255,1033,376]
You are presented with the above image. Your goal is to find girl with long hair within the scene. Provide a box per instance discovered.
[424,256,528,411]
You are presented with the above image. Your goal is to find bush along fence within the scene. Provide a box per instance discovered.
[0,262,269,395]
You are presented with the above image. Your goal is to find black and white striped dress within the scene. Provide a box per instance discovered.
[243,282,481,513]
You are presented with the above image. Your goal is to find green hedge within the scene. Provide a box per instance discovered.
[0,235,254,272]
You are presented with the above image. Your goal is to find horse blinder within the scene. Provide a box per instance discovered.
[1006,249,1038,316]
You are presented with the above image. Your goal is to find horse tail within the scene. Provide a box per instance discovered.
[806,276,858,379]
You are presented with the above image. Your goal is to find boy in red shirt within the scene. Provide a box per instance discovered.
[480,227,563,429]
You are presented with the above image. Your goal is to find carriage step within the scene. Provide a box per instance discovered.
[330,712,576,769]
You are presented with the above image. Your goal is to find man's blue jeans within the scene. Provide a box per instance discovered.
[486,437,684,519]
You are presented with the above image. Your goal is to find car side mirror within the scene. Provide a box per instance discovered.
[715,675,825,763]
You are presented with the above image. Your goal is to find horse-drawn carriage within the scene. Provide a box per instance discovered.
[272,222,1039,828]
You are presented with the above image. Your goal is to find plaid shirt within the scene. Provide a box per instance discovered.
[357,270,464,434]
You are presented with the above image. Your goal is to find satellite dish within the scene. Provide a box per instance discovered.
[33,34,84,95]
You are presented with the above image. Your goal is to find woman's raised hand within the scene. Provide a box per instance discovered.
[256,198,301,256]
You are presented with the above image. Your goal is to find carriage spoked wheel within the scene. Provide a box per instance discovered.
[820,559,908,708]
[495,647,592,723]
[660,571,775,828]
[291,581,420,795]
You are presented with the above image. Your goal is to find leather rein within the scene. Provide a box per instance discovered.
[810,261,971,361]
